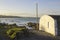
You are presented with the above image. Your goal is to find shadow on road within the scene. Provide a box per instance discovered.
[14,30,55,40]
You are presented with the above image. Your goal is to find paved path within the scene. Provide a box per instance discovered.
[14,30,55,40]
[0,34,10,40]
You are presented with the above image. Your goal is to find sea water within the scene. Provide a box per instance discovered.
[0,17,39,26]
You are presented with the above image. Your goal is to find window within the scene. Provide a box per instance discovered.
[48,22,49,28]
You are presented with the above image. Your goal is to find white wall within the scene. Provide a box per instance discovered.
[39,15,56,36]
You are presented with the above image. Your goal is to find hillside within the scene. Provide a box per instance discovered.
[0,15,40,18]
[0,15,21,18]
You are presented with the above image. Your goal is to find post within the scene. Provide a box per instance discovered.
[36,3,39,30]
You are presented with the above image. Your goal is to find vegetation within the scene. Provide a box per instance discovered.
[6,27,26,39]
[27,22,39,30]
[0,23,27,39]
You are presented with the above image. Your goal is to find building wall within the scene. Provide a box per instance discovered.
[39,15,56,36]
[54,19,58,35]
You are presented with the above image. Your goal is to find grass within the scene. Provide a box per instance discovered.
[0,25,27,39]
[6,27,26,39]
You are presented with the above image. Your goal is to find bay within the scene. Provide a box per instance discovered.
[0,17,39,26]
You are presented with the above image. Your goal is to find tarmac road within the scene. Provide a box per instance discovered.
[0,34,11,40]
[14,30,55,40]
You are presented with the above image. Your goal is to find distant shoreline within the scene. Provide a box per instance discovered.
[0,15,21,18]
[0,15,40,18]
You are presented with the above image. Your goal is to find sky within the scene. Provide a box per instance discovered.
[0,0,60,17]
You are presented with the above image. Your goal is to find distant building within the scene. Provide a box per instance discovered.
[39,15,60,36]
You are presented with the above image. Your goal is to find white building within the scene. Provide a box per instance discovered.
[39,15,60,36]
